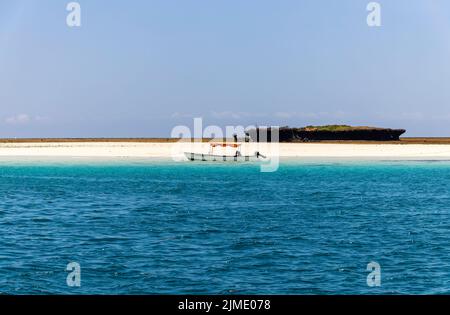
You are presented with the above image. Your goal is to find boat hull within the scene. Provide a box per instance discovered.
[184,152,260,162]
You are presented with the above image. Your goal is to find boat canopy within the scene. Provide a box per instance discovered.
[209,142,241,148]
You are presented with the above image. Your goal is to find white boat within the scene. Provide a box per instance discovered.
[184,142,266,162]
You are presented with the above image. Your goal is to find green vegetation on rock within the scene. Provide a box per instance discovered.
[302,125,383,132]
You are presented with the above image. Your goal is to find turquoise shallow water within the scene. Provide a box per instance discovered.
[1,158,450,294]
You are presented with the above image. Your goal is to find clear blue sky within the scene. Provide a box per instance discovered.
[1,0,449,137]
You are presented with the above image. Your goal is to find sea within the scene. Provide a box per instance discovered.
[1,157,450,294]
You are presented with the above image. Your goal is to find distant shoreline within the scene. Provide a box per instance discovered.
[2,138,450,144]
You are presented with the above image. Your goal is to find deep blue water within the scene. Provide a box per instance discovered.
[1,158,450,294]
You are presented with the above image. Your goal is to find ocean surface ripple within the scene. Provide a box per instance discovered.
[1,158,450,294]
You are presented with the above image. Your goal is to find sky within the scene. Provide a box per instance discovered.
[0,0,450,137]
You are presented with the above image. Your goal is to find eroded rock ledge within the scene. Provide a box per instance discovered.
[247,125,406,142]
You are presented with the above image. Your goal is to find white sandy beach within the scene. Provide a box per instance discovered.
[1,142,450,159]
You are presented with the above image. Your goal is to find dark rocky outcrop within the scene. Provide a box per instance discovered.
[246,125,406,142]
